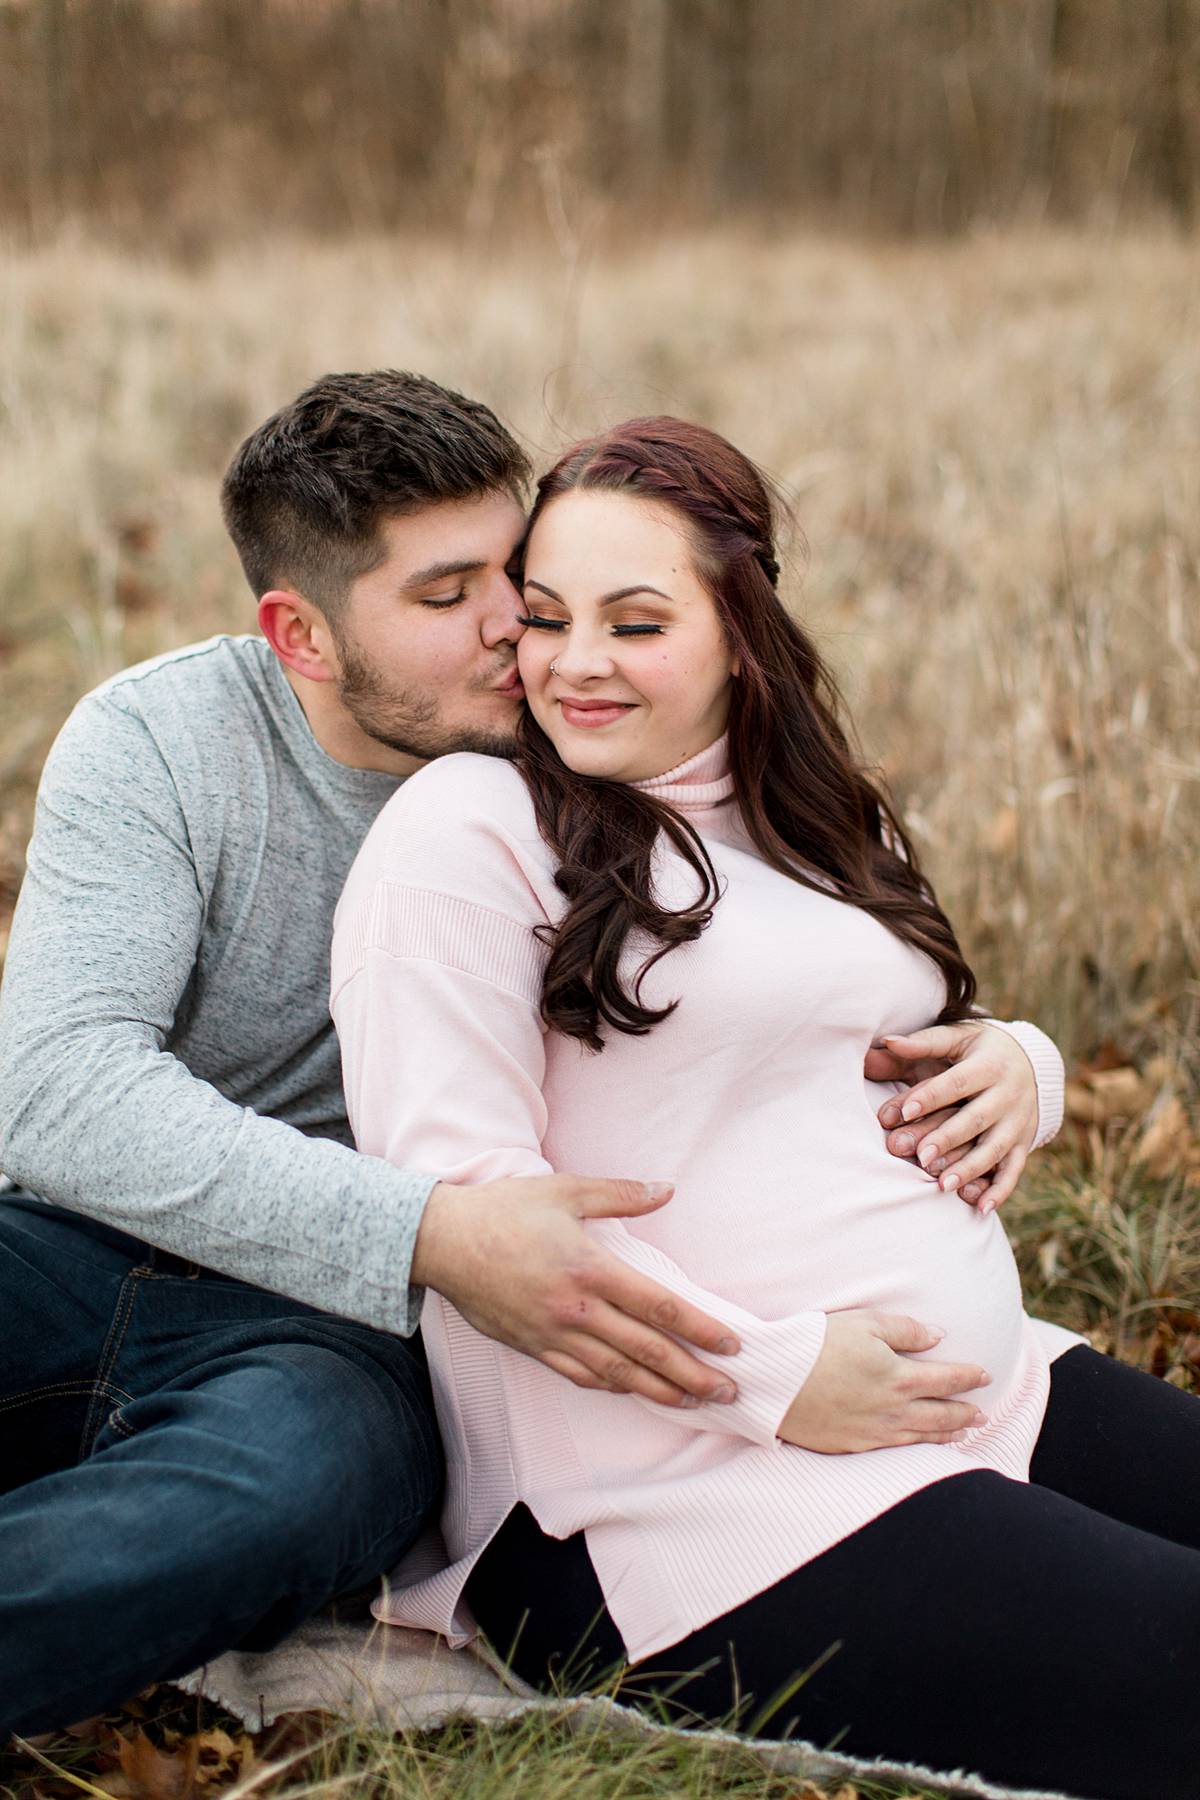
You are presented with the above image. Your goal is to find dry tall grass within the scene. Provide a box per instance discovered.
[3,226,1197,1083]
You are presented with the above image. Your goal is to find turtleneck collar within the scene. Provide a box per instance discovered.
[632,734,734,814]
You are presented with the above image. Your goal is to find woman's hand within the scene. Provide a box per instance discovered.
[778,1310,990,1452]
[864,1021,1039,1215]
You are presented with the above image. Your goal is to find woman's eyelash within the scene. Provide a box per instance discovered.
[422,592,465,609]
[516,614,664,638]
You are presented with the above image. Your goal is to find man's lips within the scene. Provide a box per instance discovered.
[558,696,638,728]
[492,670,524,698]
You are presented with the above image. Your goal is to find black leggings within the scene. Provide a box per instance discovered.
[466,1347,1200,1800]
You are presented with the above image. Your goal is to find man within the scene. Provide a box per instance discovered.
[0,371,1056,1733]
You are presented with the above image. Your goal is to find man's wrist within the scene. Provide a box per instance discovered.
[410,1179,461,1293]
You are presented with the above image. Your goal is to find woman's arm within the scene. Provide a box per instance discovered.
[334,924,827,1450]
[332,758,990,1454]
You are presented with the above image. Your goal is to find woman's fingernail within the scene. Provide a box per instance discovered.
[880,1105,900,1127]
[645,1181,674,1200]
[715,1336,738,1355]
[894,1132,914,1155]
[713,1383,737,1404]
[942,1172,960,1191]
[933,1157,947,1174]
[679,1394,701,1408]
[979,1197,995,1217]
[901,1099,922,1122]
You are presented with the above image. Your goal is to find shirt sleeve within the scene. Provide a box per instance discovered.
[334,864,826,1451]
[973,1016,1065,1148]
[0,696,434,1335]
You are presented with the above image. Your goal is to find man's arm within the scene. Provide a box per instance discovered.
[0,696,435,1334]
[0,696,739,1383]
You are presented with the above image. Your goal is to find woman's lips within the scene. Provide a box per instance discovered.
[558,697,637,729]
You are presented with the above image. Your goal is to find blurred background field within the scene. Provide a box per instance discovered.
[4,229,1198,1125]
[2,3,1200,1794]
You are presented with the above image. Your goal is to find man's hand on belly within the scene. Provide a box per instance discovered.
[778,1310,990,1454]
[412,1175,741,1408]
[864,1022,1039,1214]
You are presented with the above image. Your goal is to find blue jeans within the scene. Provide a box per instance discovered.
[0,1190,442,1735]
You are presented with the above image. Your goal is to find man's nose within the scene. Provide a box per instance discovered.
[480,570,527,649]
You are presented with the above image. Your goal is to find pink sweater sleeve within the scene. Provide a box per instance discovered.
[331,759,826,1449]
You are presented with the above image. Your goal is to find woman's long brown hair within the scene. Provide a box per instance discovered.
[515,417,977,1051]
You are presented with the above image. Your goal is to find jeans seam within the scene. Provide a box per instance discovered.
[79,1267,149,1459]
[0,1378,135,1416]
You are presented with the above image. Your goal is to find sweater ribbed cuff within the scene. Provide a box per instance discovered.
[693,1308,829,1447]
[977,1018,1065,1149]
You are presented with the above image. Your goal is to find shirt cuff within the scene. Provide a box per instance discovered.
[692,1308,829,1447]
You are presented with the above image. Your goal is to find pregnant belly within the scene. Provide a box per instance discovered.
[638,1142,1030,1416]
[813,1191,1029,1411]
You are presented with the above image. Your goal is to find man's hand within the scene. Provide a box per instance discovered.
[411,1174,740,1407]
[864,1021,1039,1214]
[778,1310,990,1452]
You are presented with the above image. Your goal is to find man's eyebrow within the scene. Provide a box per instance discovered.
[523,579,675,606]
[402,558,486,589]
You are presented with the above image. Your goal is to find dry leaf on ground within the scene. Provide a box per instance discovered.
[113,1729,198,1800]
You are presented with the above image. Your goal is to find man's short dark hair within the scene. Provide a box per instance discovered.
[221,370,531,613]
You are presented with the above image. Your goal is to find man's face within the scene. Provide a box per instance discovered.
[325,492,529,761]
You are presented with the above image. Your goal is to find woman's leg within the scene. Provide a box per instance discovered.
[1031,1342,1200,1546]
[467,1502,627,1692]
[470,1475,1200,1800]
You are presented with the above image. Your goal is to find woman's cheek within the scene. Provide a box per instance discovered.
[516,640,547,686]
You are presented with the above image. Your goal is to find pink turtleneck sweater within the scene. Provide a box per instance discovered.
[331,738,1079,1664]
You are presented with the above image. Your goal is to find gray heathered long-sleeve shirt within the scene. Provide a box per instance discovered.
[0,634,434,1335]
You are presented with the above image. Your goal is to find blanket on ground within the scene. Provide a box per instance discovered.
[179,1609,1085,1800]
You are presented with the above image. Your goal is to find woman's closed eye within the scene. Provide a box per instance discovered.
[517,613,664,637]
[516,613,568,632]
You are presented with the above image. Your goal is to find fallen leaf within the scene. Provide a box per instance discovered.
[116,1730,198,1800]
[192,1729,255,1791]
[1136,1095,1197,1178]
[1065,1066,1150,1124]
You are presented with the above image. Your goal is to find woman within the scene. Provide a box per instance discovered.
[332,419,1200,1799]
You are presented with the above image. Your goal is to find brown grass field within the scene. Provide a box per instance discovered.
[1,223,1199,1798]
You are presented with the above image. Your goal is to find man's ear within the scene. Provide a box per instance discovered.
[258,590,338,684]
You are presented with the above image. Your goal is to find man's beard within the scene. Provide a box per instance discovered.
[333,630,520,762]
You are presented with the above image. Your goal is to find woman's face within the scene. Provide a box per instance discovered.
[517,489,739,782]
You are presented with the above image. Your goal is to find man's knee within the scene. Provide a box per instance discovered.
[111,1339,440,1583]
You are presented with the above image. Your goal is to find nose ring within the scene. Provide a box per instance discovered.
[549,658,560,677]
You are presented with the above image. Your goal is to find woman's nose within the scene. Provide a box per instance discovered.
[549,630,616,686]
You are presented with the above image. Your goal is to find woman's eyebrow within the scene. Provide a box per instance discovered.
[523,578,674,606]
